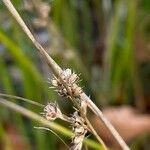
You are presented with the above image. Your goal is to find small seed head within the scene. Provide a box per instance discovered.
[70,111,88,150]
[51,69,82,98]
[43,102,62,121]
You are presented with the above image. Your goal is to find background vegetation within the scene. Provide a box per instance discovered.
[0,0,150,149]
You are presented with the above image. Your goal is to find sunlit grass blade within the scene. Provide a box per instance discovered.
[34,126,69,149]
[0,93,44,107]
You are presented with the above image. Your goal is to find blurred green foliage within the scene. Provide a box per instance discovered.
[0,0,150,149]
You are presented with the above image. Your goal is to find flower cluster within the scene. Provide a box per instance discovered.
[51,69,82,98]
[44,69,87,150]
[70,111,88,150]
[43,102,63,121]
[43,103,88,150]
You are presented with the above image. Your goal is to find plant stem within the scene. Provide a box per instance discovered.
[84,116,107,150]
[70,97,108,150]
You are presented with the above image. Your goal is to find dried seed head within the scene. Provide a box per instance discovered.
[43,102,62,121]
[59,69,79,85]
[70,134,86,150]
[71,84,82,97]
[61,68,72,79]
[70,111,88,150]
[51,69,82,98]
[71,111,87,134]
[51,79,58,87]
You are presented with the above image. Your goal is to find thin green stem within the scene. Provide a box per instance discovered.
[0,93,44,107]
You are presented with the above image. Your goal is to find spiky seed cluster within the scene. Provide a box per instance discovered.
[51,69,82,97]
[46,69,87,150]
[43,102,63,121]
[43,103,88,150]
[70,111,88,150]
